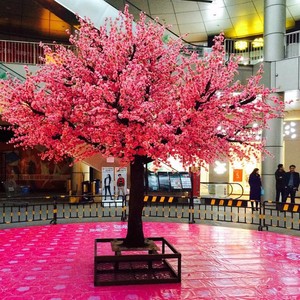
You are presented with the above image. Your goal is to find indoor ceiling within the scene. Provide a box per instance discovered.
[0,0,78,42]
[110,0,300,44]
[1,0,300,44]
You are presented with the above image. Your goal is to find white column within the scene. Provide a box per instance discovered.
[71,162,90,194]
[264,0,286,62]
[262,0,285,201]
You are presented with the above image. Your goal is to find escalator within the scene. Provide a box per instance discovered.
[0,63,26,82]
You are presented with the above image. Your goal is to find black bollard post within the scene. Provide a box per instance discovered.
[189,197,195,224]
[50,196,58,225]
[121,195,128,221]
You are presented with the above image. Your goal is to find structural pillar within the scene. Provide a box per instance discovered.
[71,162,90,194]
[262,0,285,201]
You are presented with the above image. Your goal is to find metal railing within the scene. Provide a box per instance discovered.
[259,200,300,231]
[0,40,71,65]
[192,200,260,226]
[285,30,300,58]
[199,182,244,200]
[0,194,127,225]
[1,194,299,233]
[0,40,46,65]
[224,31,300,64]
[224,39,264,65]
[1,32,300,68]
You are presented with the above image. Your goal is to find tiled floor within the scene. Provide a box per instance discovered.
[0,221,300,299]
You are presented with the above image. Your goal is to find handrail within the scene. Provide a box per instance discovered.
[285,30,300,58]
[0,63,26,81]
[199,181,244,200]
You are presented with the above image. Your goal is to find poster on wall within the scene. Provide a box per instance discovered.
[158,172,170,191]
[179,172,192,190]
[147,172,159,191]
[102,167,114,203]
[169,173,182,190]
[115,167,127,200]
[233,169,243,182]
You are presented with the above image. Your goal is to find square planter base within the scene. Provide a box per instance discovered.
[94,237,181,286]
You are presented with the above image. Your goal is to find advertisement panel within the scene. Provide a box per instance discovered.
[102,167,114,201]
[115,167,127,200]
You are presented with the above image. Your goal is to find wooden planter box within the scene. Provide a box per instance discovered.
[94,237,181,286]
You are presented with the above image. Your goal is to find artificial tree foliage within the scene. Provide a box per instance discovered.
[0,6,282,246]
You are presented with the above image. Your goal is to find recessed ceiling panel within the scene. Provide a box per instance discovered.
[179,22,206,34]
[252,0,264,13]
[288,4,300,19]
[231,14,263,37]
[155,14,178,26]
[201,7,230,21]
[226,3,257,18]
[128,0,150,14]
[224,0,252,5]
[184,32,208,43]
[205,18,233,35]
[148,0,174,15]
[173,1,199,13]
[176,11,203,24]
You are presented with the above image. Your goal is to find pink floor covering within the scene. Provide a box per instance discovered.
[0,222,300,300]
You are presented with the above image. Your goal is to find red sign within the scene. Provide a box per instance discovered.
[233,169,243,182]
[190,167,200,197]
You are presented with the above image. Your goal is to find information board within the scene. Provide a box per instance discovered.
[169,173,182,190]
[158,172,170,191]
[179,172,192,190]
[147,172,159,191]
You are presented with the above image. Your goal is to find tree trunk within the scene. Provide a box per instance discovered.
[123,155,146,247]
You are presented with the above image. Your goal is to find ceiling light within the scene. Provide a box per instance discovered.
[284,121,297,139]
[252,37,264,48]
[234,41,248,51]
[214,161,227,174]
[255,135,261,141]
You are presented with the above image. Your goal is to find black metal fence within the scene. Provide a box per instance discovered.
[259,201,300,231]
[0,194,127,225]
[0,195,299,233]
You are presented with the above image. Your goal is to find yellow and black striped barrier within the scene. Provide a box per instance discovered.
[143,196,175,203]
[1,196,299,232]
[142,195,195,223]
[203,198,248,208]
[276,203,300,213]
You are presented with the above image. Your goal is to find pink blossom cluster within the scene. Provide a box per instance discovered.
[0,6,283,166]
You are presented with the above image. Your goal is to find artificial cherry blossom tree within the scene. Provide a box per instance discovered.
[0,6,282,247]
